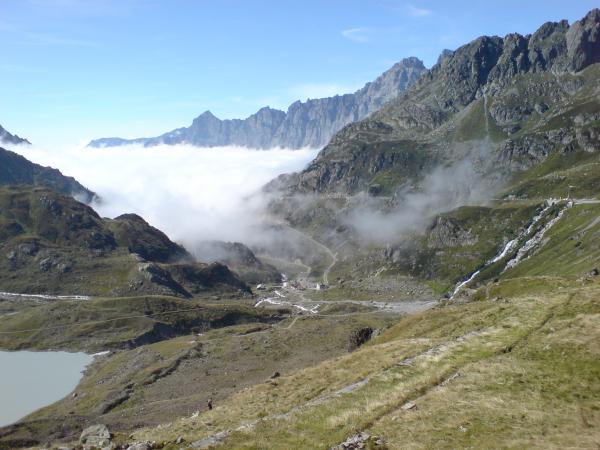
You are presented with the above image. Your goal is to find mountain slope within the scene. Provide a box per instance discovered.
[133,277,600,449]
[0,146,96,203]
[194,240,282,284]
[0,187,249,298]
[264,8,600,302]
[0,124,30,146]
[88,57,426,149]
[281,9,600,194]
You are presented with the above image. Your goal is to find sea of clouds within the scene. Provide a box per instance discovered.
[8,143,319,247]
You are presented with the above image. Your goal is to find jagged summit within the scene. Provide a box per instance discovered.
[281,8,600,194]
[88,57,426,149]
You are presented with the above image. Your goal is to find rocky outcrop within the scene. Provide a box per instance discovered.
[566,8,600,71]
[165,262,251,296]
[80,424,111,449]
[282,9,600,195]
[108,213,192,263]
[194,240,282,284]
[427,216,478,248]
[0,146,96,203]
[88,58,426,149]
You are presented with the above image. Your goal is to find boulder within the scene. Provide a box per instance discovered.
[126,443,151,450]
[80,423,111,449]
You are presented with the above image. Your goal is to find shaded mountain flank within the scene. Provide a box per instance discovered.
[0,187,250,298]
[274,9,600,195]
[265,9,600,296]
[88,57,426,149]
[0,146,96,203]
[194,240,282,285]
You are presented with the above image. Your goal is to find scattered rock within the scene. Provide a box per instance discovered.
[331,432,385,449]
[440,372,461,386]
[80,423,112,449]
[126,442,151,450]
[176,436,185,444]
[401,401,418,411]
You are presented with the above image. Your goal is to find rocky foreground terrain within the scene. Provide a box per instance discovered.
[0,8,599,450]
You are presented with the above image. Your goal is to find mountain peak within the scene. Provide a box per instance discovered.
[0,124,31,146]
[195,110,218,120]
[396,56,426,69]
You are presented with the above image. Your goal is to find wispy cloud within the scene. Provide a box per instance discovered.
[406,4,432,17]
[341,27,371,43]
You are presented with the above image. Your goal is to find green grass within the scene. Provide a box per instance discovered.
[0,295,275,351]
[506,150,600,200]
[503,203,600,279]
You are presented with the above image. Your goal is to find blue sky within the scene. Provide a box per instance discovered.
[0,0,597,147]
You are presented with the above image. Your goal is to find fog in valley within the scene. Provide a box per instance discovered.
[7,143,319,249]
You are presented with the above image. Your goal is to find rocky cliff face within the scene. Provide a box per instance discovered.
[0,124,30,146]
[0,146,96,203]
[280,9,600,195]
[88,57,426,149]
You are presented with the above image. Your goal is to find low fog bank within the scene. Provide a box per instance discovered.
[5,139,506,265]
[7,142,319,250]
[271,140,507,249]
[347,157,505,245]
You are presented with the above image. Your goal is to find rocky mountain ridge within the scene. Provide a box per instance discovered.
[88,57,426,149]
[279,9,600,195]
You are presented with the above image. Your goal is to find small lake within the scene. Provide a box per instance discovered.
[0,350,93,427]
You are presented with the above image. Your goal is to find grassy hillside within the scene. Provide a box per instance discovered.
[0,187,251,298]
[129,276,600,449]
[0,295,276,352]
[0,300,399,448]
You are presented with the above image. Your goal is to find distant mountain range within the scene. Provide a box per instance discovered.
[88,57,426,149]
